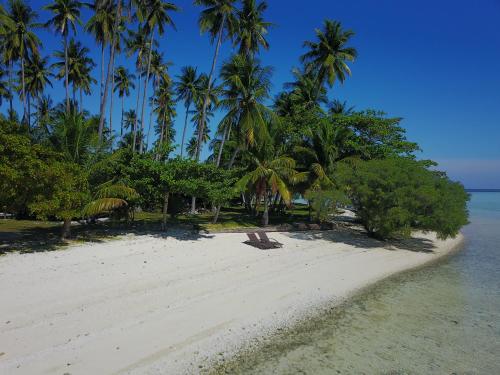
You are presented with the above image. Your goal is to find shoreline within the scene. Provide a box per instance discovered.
[0,228,464,375]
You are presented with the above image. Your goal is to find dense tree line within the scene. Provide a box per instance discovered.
[0,0,468,239]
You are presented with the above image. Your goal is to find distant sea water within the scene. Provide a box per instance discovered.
[213,192,500,374]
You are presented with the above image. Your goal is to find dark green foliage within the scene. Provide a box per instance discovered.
[304,189,347,223]
[339,158,469,240]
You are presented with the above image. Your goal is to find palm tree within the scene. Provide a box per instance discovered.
[86,0,115,101]
[328,99,354,115]
[24,54,53,127]
[219,54,274,167]
[153,74,176,159]
[97,0,125,142]
[285,68,328,110]
[234,0,271,56]
[44,0,84,114]
[142,49,169,153]
[6,0,41,123]
[52,39,96,107]
[113,66,135,136]
[126,25,157,151]
[34,94,54,134]
[175,66,200,158]
[0,5,15,112]
[139,0,178,154]
[236,145,301,226]
[194,0,238,161]
[300,19,357,93]
[0,66,12,107]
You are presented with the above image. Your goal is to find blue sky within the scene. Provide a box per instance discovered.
[3,0,500,188]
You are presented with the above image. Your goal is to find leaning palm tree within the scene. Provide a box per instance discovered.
[5,0,41,123]
[234,0,272,56]
[194,0,238,161]
[175,66,200,158]
[236,145,301,226]
[139,0,178,153]
[83,180,139,220]
[44,0,84,113]
[300,19,357,94]
[113,66,135,136]
[24,54,53,128]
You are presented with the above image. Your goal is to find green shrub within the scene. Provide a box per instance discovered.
[339,158,469,239]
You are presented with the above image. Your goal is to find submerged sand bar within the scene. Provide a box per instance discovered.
[0,229,463,374]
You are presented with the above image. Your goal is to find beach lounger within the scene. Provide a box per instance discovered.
[244,232,282,249]
[257,231,283,249]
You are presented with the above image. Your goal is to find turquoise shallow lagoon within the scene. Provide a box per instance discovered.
[211,192,500,374]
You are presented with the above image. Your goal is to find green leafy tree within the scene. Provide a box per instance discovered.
[234,0,271,56]
[339,157,469,240]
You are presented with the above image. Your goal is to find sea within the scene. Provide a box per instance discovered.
[213,191,500,374]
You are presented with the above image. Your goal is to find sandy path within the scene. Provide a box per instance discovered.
[0,229,463,374]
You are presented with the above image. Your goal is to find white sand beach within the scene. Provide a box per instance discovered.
[0,228,463,375]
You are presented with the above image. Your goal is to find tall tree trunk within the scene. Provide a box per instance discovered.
[161,191,169,230]
[61,218,71,239]
[215,123,230,167]
[191,196,196,215]
[8,61,13,114]
[212,205,221,224]
[195,14,226,161]
[100,43,105,101]
[109,46,116,138]
[262,193,269,226]
[21,57,27,123]
[145,75,157,152]
[79,88,83,113]
[120,94,124,136]
[139,30,155,154]
[27,93,31,130]
[180,101,190,158]
[64,34,70,113]
[132,66,142,152]
[228,146,240,168]
[98,0,122,141]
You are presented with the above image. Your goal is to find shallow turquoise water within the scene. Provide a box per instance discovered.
[212,192,500,374]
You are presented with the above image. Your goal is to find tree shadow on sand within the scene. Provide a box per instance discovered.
[0,220,214,255]
[282,225,437,253]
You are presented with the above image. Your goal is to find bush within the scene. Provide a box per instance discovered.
[304,189,347,223]
[339,158,469,239]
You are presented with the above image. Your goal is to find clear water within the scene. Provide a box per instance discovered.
[211,192,500,374]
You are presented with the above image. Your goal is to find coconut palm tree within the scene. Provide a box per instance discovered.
[44,0,84,114]
[34,94,54,135]
[219,54,274,167]
[5,0,41,123]
[139,0,178,153]
[0,66,12,108]
[175,66,200,158]
[24,54,53,128]
[194,0,238,161]
[236,145,301,226]
[153,74,176,159]
[285,68,327,110]
[300,19,357,93]
[113,66,135,136]
[0,5,15,112]
[126,25,157,151]
[234,0,271,56]
[97,0,124,142]
[86,0,115,101]
[328,99,354,115]
[52,39,96,106]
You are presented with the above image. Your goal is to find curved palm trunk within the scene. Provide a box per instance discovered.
[64,34,70,113]
[146,75,157,152]
[98,0,122,141]
[228,146,241,169]
[261,192,269,226]
[79,88,83,113]
[195,14,226,161]
[132,70,141,152]
[139,30,155,154]
[180,102,191,158]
